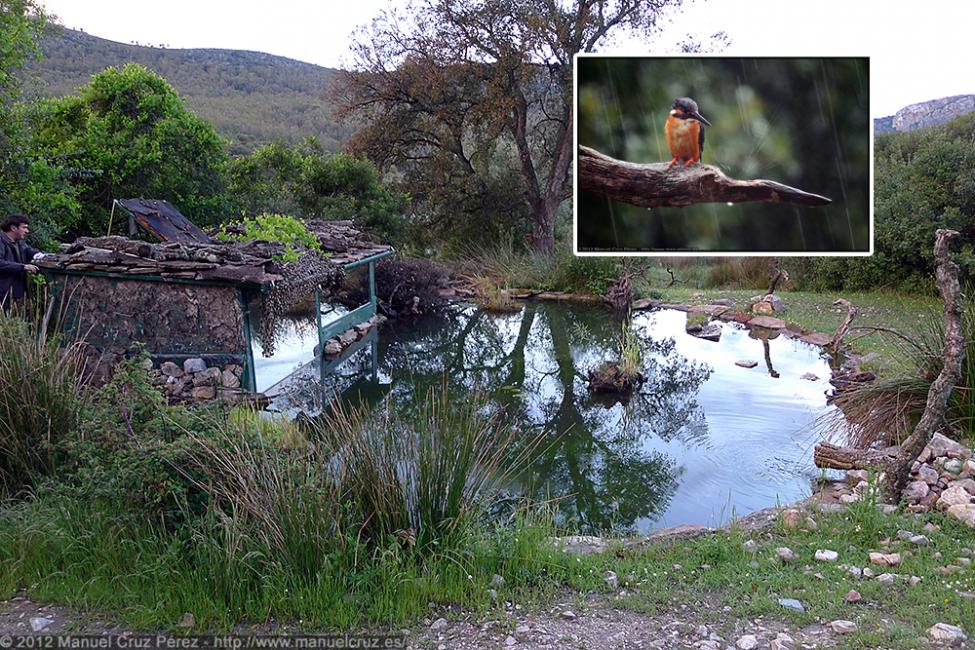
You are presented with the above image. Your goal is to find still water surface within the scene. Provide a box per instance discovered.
[255,302,837,534]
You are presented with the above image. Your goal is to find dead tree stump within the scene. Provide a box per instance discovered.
[814,229,964,499]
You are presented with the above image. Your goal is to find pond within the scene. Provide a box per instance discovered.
[256,302,838,535]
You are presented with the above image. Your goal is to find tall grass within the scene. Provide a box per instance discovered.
[0,300,86,496]
[0,386,558,628]
[829,295,975,447]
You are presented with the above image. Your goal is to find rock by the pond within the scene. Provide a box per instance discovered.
[735,360,758,368]
[752,300,774,316]
[830,620,857,634]
[928,622,968,643]
[800,372,818,381]
[777,598,805,612]
[815,549,838,562]
[690,323,722,342]
[780,508,802,529]
[920,432,972,463]
[748,315,787,329]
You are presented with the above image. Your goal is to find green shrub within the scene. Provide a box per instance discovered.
[215,213,322,262]
[0,302,86,496]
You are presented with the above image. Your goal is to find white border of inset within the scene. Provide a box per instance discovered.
[572,54,874,257]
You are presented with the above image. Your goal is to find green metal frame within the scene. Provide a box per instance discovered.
[317,249,392,350]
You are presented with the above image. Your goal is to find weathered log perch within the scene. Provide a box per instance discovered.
[578,146,832,208]
[814,229,964,499]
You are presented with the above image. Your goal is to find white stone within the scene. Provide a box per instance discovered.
[876,573,896,585]
[928,622,967,643]
[947,504,975,527]
[430,618,448,631]
[939,485,975,510]
[839,493,860,504]
[30,617,53,632]
[736,634,759,650]
[560,610,577,621]
[770,632,795,650]
[830,620,857,634]
[815,549,838,562]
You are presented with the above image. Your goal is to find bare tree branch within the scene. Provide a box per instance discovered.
[578,145,832,208]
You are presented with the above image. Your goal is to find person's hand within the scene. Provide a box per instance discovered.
[23,264,39,273]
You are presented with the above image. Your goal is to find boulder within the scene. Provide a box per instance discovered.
[748,315,787,329]
[751,300,774,316]
[191,385,216,400]
[947,503,975,528]
[904,480,930,504]
[938,485,975,510]
[160,361,183,377]
[921,432,972,462]
[928,622,968,643]
[183,357,206,374]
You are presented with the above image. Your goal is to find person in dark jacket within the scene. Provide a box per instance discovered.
[0,215,43,312]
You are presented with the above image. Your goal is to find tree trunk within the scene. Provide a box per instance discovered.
[813,229,963,500]
[531,202,557,255]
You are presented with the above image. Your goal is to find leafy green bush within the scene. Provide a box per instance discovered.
[215,213,322,262]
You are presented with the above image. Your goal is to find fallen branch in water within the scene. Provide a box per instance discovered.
[578,146,832,209]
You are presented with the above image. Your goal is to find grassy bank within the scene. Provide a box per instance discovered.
[3,487,974,646]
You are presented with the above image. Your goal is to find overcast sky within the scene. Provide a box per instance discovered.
[38,0,975,117]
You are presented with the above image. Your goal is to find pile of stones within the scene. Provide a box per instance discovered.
[902,432,975,526]
[147,357,248,402]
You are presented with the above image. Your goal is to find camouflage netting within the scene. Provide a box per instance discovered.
[258,251,344,355]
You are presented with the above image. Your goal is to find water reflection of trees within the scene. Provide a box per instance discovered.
[330,302,712,534]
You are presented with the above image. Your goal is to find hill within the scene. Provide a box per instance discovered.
[21,27,352,154]
[874,94,975,133]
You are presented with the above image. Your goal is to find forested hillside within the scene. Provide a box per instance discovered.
[21,27,350,153]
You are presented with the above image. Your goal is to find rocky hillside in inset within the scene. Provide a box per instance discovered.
[875,94,975,133]
[21,27,351,154]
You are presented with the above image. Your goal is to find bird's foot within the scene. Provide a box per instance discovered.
[667,157,679,170]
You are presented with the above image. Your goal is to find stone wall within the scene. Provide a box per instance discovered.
[51,274,251,385]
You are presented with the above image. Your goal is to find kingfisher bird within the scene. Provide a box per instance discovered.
[665,97,711,169]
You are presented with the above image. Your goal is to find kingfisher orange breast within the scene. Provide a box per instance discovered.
[665,114,702,164]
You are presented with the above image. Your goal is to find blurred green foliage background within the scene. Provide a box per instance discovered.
[576,57,870,253]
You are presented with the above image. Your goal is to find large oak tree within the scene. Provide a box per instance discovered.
[334,0,691,255]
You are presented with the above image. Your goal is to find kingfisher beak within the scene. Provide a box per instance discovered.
[690,111,711,127]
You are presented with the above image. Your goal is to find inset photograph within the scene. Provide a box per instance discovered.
[575,56,871,254]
